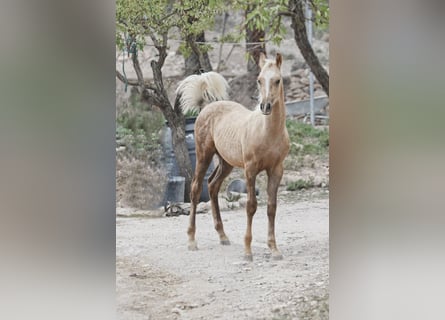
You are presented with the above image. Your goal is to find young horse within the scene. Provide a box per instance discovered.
[180,53,290,261]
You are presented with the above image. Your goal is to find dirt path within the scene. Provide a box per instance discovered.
[117,198,328,320]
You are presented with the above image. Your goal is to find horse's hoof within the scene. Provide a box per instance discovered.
[272,253,283,260]
[220,239,231,246]
[188,241,198,251]
[244,254,253,262]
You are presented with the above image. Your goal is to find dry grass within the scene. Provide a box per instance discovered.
[116,95,167,210]
[116,154,167,209]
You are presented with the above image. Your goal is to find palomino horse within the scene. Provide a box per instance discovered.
[179,53,290,261]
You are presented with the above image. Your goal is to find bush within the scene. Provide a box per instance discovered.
[116,99,165,163]
[116,155,166,209]
[116,99,167,209]
[286,120,329,156]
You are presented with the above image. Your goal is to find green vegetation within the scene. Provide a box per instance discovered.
[116,100,165,163]
[236,0,329,44]
[116,101,167,209]
[116,0,225,55]
[116,0,329,62]
[184,109,200,118]
[286,178,315,191]
[286,119,329,156]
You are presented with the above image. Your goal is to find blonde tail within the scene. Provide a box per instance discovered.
[175,71,229,114]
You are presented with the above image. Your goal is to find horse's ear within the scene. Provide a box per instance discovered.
[259,52,266,69]
[275,53,282,69]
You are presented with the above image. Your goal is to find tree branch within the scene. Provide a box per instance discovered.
[159,32,168,67]
[144,29,168,68]
[288,0,329,96]
[277,11,295,18]
[187,35,208,71]
[116,70,139,86]
[115,70,157,91]
[131,53,146,90]
[150,59,172,111]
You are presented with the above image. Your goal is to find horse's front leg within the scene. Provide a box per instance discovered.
[266,165,284,260]
[244,169,258,261]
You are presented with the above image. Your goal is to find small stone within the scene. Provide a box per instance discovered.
[171,307,181,314]
[300,78,310,86]
[197,201,210,212]
[295,69,306,78]
[272,306,281,313]
[238,196,247,208]
[313,176,324,187]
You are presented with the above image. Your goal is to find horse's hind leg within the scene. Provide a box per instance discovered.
[266,165,284,260]
[208,155,233,245]
[188,151,214,251]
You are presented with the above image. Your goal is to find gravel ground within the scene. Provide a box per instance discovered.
[117,196,328,319]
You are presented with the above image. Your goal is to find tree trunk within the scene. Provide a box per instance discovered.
[184,31,213,76]
[289,0,329,96]
[118,36,194,203]
[140,88,193,202]
[165,109,193,203]
[150,60,194,202]
[245,6,266,74]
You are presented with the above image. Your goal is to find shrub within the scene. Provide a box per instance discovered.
[116,99,167,209]
[116,155,166,209]
[286,178,315,191]
[116,99,165,163]
[286,120,329,156]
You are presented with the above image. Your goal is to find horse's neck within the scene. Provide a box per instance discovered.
[264,89,286,135]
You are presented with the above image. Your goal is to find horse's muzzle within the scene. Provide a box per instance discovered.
[260,102,272,115]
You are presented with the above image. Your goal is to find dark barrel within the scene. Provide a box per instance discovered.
[160,117,214,203]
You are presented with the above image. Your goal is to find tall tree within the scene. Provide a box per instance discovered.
[238,0,330,96]
[116,0,224,201]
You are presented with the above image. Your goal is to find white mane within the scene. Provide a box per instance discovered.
[175,71,229,114]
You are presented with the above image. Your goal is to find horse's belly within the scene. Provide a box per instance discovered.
[214,140,244,168]
[207,104,251,168]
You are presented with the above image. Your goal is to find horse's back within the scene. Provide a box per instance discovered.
[199,100,252,118]
[196,100,253,131]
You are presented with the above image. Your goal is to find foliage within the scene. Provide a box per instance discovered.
[116,100,165,162]
[232,0,329,46]
[312,0,330,30]
[184,109,200,118]
[286,119,329,156]
[116,0,329,58]
[286,178,315,191]
[116,0,225,54]
[116,100,168,209]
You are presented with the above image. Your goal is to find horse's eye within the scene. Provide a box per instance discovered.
[275,79,281,85]
[257,79,261,84]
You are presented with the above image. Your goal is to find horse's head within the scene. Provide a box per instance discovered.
[257,53,283,115]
